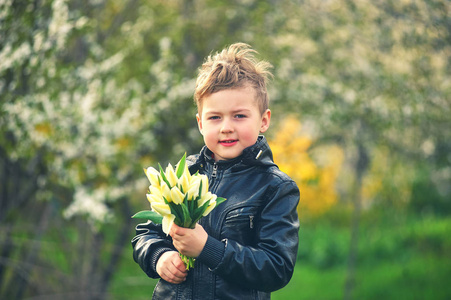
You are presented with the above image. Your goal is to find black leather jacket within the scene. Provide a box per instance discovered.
[132,136,300,299]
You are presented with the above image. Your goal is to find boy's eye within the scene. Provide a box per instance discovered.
[208,116,220,120]
[235,114,246,118]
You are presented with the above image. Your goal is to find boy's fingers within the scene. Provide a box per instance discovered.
[157,251,187,284]
[163,271,185,284]
[169,267,186,279]
[169,223,183,237]
[173,258,188,273]
[170,225,187,237]
[168,252,187,274]
[163,263,187,283]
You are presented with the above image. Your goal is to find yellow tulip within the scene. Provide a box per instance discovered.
[200,175,209,197]
[178,172,190,194]
[147,193,165,204]
[165,163,178,187]
[160,182,171,202]
[189,175,201,185]
[145,167,160,187]
[187,176,201,200]
[202,200,217,216]
[170,186,185,205]
[151,202,171,216]
[209,193,217,203]
[198,192,215,207]
[162,214,175,235]
[149,186,162,198]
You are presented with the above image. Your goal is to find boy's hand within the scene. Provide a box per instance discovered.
[156,251,188,284]
[169,223,208,258]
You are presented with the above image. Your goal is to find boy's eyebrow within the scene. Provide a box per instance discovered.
[204,108,252,115]
[232,109,252,115]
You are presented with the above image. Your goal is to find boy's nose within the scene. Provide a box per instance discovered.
[220,119,234,133]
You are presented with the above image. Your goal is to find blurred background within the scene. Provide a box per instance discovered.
[1,0,450,299]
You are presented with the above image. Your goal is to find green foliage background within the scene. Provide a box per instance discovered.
[0,0,449,299]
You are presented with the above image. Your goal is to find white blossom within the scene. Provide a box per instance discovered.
[48,0,72,50]
[63,187,113,225]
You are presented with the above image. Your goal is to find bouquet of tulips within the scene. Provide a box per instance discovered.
[132,153,226,269]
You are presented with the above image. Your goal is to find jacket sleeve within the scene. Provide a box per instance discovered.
[131,221,176,278]
[197,179,300,292]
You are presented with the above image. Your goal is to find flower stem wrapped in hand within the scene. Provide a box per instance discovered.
[132,153,226,270]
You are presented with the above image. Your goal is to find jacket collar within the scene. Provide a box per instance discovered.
[187,136,277,173]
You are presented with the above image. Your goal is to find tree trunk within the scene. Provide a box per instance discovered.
[344,142,369,300]
[4,202,52,299]
[97,200,133,299]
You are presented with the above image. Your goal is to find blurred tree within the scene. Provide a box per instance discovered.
[0,0,184,298]
[1,0,449,299]
[265,1,450,298]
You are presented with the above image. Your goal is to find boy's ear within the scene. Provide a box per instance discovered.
[196,113,203,135]
[260,109,271,133]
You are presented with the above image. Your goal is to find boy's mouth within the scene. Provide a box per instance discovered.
[219,139,238,146]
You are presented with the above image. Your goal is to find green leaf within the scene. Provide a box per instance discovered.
[175,153,187,179]
[131,211,163,224]
[198,180,203,197]
[180,203,193,227]
[192,200,210,223]
[174,217,183,227]
[168,202,183,222]
[158,163,171,187]
[188,195,195,215]
[215,197,227,206]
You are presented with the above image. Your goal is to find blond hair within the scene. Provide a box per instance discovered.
[194,43,273,114]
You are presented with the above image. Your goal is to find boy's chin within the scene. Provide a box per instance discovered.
[215,151,244,162]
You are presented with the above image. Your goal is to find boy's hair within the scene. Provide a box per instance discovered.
[194,43,273,115]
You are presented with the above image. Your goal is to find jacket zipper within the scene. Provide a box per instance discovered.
[215,203,258,239]
[211,163,218,178]
[208,163,255,236]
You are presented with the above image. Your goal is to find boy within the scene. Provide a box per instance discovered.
[132,43,299,299]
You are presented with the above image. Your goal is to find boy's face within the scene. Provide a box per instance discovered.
[196,86,271,162]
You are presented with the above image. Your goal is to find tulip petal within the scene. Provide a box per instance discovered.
[178,173,190,194]
[162,214,175,235]
[202,201,217,216]
[187,177,201,200]
[160,182,171,202]
[166,164,178,187]
[198,192,213,207]
[200,175,209,197]
[171,186,185,205]
[149,186,162,198]
[151,202,171,215]
[145,167,161,187]
[147,193,165,204]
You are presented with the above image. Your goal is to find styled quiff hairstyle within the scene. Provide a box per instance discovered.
[194,43,273,115]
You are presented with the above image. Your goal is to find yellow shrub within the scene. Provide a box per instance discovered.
[269,117,344,216]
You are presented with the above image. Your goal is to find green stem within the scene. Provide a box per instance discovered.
[180,253,195,270]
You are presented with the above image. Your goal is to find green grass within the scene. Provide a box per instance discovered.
[272,212,451,300]
[273,265,346,300]
[273,252,451,300]
[354,254,451,300]
[108,247,158,300]
[109,211,451,300]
